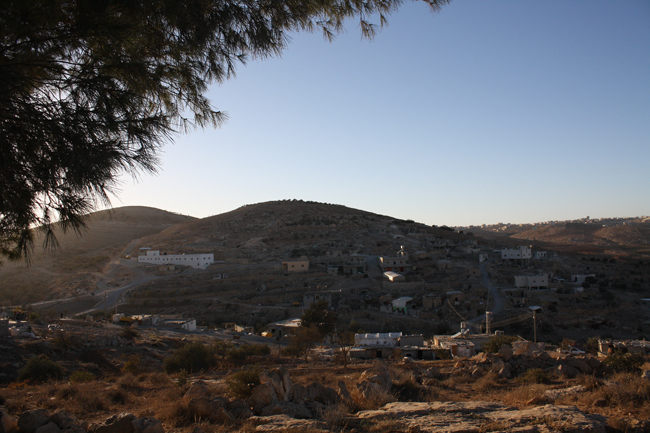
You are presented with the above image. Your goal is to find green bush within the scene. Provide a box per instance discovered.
[225,343,271,361]
[516,368,550,384]
[482,335,518,354]
[225,366,262,399]
[17,354,64,383]
[69,371,95,383]
[163,342,217,374]
[605,352,645,373]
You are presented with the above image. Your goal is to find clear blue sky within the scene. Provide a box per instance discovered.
[112,0,650,227]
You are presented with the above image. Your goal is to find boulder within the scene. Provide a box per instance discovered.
[288,385,306,404]
[259,368,291,402]
[226,400,252,419]
[89,413,136,433]
[358,360,392,391]
[250,414,328,432]
[18,409,51,433]
[355,401,605,433]
[210,408,235,425]
[552,364,580,379]
[337,380,352,404]
[567,359,593,375]
[184,381,211,400]
[47,412,78,431]
[1,408,18,433]
[132,417,163,433]
[260,402,312,419]
[304,383,338,405]
[34,422,61,433]
[356,380,384,400]
[186,397,215,419]
[543,385,587,401]
[498,344,513,361]
[249,383,278,414]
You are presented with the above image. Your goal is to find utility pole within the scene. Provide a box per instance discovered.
[533,309,537,343]
[485,311,491,334]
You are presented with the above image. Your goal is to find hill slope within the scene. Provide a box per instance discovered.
[0,206,195,305]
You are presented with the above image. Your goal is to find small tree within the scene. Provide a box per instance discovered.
[301,300,338,341]
[334,330,356,369]
[482,335,517,354]
[163,342,217,374]
[283,325,321,362]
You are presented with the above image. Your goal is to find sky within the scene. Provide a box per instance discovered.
[111,0,650,227]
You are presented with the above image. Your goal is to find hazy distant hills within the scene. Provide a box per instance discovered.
[467,218,650,256]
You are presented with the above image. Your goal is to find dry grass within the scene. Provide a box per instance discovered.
[472,371,500,392]
[497,383,550,407]
[557,372,650,420]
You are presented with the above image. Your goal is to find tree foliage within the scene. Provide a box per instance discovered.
[0,0,450,261]
[301,300,338,338]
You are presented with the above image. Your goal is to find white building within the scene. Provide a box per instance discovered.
[514,274,549,290]
[571,274,596,284]
[383,271,405,282]
[501,246,532,261]
[379,246,412,272]
[138,249,214,270]
[355,332,402,347]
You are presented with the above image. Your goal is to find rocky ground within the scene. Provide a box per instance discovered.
[1,320,649,433]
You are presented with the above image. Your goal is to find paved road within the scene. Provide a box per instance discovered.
[468,260,504,325]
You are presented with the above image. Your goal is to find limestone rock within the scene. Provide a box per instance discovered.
[34,423,61,433]
[251,414,328,432]
[249,383,278,414]
[337,380,352,403]
[552,364,580,379]
[498,344,513,361]
[259,368,291,402]
[543,385,587,401]
[89,413,136,433]
[567,359,593,375]
[259,402,311,419]
[18,409,51,433]
[358,360,391,391]
[48,412,79,431]
[184,381,211,400]
[356,401,605,433]
[226,400,252,419]
[1,408,18,433]
[132,417,163,433]
[186,397,215,419]
[304,383,338,405]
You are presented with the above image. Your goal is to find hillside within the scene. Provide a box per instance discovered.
[133,200,465,261]
[0,206,195,305]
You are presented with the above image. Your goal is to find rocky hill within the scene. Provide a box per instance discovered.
[0,207,194,305]
[132,199,465,260]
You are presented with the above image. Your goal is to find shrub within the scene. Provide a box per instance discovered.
[605,352,645,373]
[483,335,517,354]
[121,328,139,341]
[225,366,262,399]
[122,355,141,373]
[69,371,95,383]
[164,342,217,374]
[516,368,550,384]
[225,343,270,361]
[106,387,128,404]
[17,355,64,383]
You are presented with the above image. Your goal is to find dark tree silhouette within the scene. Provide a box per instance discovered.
[0,0,450,261]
